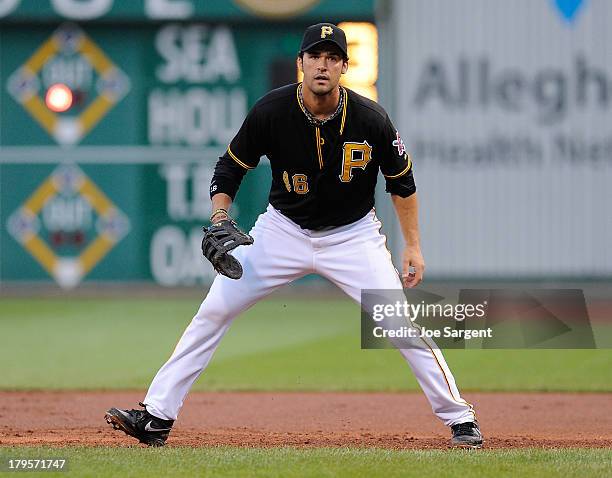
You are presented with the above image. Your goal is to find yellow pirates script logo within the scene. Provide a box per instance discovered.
[6,23,130,145]
[7,165,130,289]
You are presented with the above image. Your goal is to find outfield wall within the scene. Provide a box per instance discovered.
[2,0,610,288]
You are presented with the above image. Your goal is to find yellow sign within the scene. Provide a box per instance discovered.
[233,0,320,19]
[7,23,130,145]
[7,165,130,289]
[338,22,378,101]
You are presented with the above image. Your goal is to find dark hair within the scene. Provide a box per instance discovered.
[298,45,348,61]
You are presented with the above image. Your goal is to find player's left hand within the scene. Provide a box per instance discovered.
[401,246,425,288]
[201,219,254,279]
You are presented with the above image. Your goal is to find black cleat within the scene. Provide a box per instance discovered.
[104,402,174,447]
[450,421,483,449]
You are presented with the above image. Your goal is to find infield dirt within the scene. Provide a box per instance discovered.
[1,391,610,449]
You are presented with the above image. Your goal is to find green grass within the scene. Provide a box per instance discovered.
[0,447,610,477]
[0,297,610,391]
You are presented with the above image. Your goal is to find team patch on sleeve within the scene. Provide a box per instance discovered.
[392,131,406,156]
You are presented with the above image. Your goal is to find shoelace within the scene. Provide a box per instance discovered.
[118,403,148,424]
[131,409,148,424]
[453,423,477,435]
[137,402,173,427]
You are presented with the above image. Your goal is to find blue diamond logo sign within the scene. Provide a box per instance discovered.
[554,0,585,22]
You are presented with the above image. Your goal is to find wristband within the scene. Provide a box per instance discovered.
[210,208,229,222]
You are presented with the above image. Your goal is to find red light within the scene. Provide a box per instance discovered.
[45,84,73,112]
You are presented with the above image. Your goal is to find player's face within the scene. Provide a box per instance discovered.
[299,46,348,96]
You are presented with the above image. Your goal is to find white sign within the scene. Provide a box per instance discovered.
[383,0,612,277]
[148,25,247,147]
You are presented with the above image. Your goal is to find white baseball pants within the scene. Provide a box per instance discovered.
[144,205,475,426]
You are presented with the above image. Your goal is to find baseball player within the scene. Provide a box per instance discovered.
[105,23,483,449]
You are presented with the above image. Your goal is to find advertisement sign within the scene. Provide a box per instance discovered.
[0,21,280,287]
[384,0,612,277]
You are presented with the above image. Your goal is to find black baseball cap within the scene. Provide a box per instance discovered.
[299,23,348,60]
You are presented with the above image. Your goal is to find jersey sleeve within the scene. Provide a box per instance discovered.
[378,115,416,198]
[210,105,266,199]
[224,105,265,170]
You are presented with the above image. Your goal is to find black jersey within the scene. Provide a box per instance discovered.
[210,83,416,230]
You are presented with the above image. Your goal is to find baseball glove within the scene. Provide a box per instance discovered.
[201,219,253,279]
